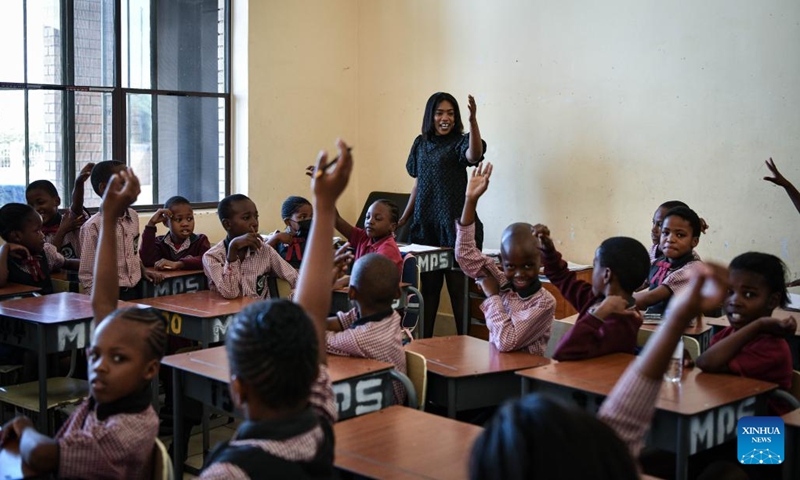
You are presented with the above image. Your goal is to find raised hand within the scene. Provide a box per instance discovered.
[665,263,728,323]
[76,163,95,184]
[311,139,353,205]
[100,168,140,218]
[532,224,555,252]
[467,94,477,123]
[764,157,790,188]
[466,162,493,202]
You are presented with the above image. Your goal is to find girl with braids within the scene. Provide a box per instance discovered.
[266,195,313,269]
[0,168,168,478]
[0,203,78,294]
[198,139,353,479]
[335,198,403,278]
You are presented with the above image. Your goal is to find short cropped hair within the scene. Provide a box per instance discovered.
[729,252,790,308]
[26,180,59,198]
[421,92,464,140]
[597,237,650,293]
[0,203,38,242]
[164,196,191,210]
[662,206,702,238]
[351,253,400,308]
[226,300,318,410]
[90,160,125,196]
[217,194,251,221]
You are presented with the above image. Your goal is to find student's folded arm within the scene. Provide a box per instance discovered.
[695,321,766,372]
[325,329,363,358]
[541,248,595,312]
[138,225,159,267]
[482,295,554,352]
[633,285,671,310]
[454,222,500,280]
[552,316,606,361]
[20,427,59,473]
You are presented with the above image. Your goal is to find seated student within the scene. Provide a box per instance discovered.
[696,252,796,415]
[140,195,211,270]
[79,160,162,299]
[0,203,77,293]
[0,168,167,479]
[265,195,313,269]
[326,253,407,404]
[535,224,650,361]
[25,163,93,259]
[454,163,556,354]
[647,200,707,263]
[634,206,703,315]
[203,194,298,299]
[469,263,730,480]
[198,139,352,479]
[764,157,800,286]
[335,198,403,278]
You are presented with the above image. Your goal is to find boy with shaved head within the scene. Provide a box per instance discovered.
[326,253,407,403]
[455,163,556,354]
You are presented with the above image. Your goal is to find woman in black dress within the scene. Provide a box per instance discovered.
[399,92,486,337]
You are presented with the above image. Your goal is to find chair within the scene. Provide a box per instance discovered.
[354,191,411,243]
[682,336,701,361]
[770,370,800,410]
[544,320,573,358]
[397,254,424,340]
[152,437,174,480]
[388,370,418,409]
[404,350,427,410]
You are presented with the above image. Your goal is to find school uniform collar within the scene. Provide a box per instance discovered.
[663,252,695,270]
[235,406,319,442]
[165,233,195,251]
[41,211,63,234]
[118,208,133,222]
[502,278,543,299]
[90,384,153,421]
[351,308,395,328]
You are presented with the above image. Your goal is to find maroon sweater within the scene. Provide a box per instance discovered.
[139,226,211,270]
[542,249,642,361]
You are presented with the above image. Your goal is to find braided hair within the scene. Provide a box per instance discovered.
[372,199,399,224]
[105,307,168,360]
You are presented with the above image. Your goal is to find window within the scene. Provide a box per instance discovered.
[0,0,230,209]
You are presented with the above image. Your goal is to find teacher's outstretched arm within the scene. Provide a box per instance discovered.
[465,95,483,164]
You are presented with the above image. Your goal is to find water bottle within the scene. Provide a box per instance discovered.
[663,337,683,383]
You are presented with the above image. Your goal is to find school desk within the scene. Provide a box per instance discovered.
[0,293,139,432]
[783,408,800,480]
[705,309,800,369]
[404,335,550,418]
[517,353,777,480]
[334,405,482,480]
[138,268,208,298]
[0,283,41,301]
[162,346,395,477]
[134,290,258,345]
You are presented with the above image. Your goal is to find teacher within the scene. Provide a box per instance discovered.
[399,92,487,337]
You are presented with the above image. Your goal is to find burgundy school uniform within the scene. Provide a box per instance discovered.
[542,248,642,361]
[326,307,407,403]
[348,226,403,278]
[56,388,158,480]
[709,326,794,415]
[198,366,336,479]
[6,243,65,294]
[203,238,298,299]
[79,209,141,291]
[139,225,211,270]
[455,222,556,355]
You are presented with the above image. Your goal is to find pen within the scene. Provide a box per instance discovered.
[315,147,353,179]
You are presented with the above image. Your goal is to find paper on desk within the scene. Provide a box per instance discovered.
[399,244,442,253]
[787,293,800,312]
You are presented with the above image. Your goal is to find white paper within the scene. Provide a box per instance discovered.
[787,292,800,311]
[399,244,442,253]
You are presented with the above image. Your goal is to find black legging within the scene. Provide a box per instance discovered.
[420,268,467,338]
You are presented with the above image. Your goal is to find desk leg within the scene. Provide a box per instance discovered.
[675,416,689,480]
[461,271,469,336]
[173,368,184,479]
[447,379,457,418]
[37,325,47,433]
[521,377,531,396]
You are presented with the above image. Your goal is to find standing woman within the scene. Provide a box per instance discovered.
[399,92,487,337]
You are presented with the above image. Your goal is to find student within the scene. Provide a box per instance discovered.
[25,163,93,259]
[140,195,211,270]
[469,263,730,480]
[696,252,796,414]
[79,160,162,299]
[454,163,556,354]
[199,139,353,479]
[0,203,77,293]
[0,168,167,479]
[647,200,707,263]
[203,194,298,299]
[535,224,650,361]
[335,198,403,277]
[266,195,313,269]
[763,157,800,286]
[399,92,487,337]
[326,253,407,403]
[634,206,703,314]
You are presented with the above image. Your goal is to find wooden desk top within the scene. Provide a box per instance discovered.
[404,335,550,378]
[783,408,800,429]
[0,438,36,478]
[144,267,205,280]
[0,292,138,324]
[162,346,394,384]
[705,309,800,335]
[134,290,259,318]
[560,313,712,335]
[0,282,41,298]
[334,405,482,480]
[50,271,78,282]
[517,353,777,416]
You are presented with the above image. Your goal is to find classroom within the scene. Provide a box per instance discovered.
[1,1,800,479]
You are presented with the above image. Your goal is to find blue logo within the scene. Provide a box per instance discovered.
[737,416,784,465]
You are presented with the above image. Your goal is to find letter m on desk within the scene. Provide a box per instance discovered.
[58,323,87,350]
